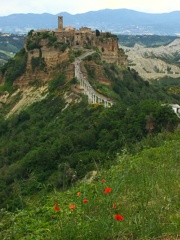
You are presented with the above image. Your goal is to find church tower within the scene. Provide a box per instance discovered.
[58,16,63,30]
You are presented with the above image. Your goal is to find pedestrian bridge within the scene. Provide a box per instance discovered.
[74,51,114,108]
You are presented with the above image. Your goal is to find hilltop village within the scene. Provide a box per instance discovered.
[4,16,126,87]
[30,16,126,62]
[51,16,115,49]
[26,16,127,64]
[0,16,127,90]
[0,16,129,112]
[33,16,120,55]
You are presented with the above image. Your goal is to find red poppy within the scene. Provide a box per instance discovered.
[101,179,106,182]
[77,191,81,196]
[114,214,124,221]
[113,203,117,209]
[104,187,112,194]
[69,204,76,210]
[54,203,60,212]
[83,198,88,204]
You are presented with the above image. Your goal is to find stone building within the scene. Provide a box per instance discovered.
[13,16,127,86]
[53,16,97,47]
[53,16,125,65]
[33,16,119,54]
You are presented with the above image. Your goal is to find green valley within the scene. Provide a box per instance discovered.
[0,33,24,67]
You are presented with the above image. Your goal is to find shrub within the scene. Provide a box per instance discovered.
[48,73,66,92]
[0,48,27,86]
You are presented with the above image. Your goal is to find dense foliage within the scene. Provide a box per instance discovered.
[152,76,180,101]
[0,85,179,210]
[0,129,180,239]
[0,44,180,211]
[26,30,69,52]
[0,33,180,239]
[0,48,27,91]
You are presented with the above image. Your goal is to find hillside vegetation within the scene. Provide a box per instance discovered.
[0,128,180,239]
[0,33,24,67]
[0,32,180,239]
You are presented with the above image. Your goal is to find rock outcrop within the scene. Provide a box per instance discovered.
[11,16,127,87]
[0,16,128,116]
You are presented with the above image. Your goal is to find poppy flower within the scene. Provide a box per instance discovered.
[54,203,60,212]
[104,187,112,194]
[114,214,124,221]
[77,191,81,196]
[113,203,117,209]
[83,198,88,204]
[69,204,76,210]
[101,179,106,183]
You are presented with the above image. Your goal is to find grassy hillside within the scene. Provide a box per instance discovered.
[0,128,180,239]
[0,47,179,212]
[0,36,180,239]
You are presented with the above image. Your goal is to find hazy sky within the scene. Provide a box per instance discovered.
[0,0,180,16]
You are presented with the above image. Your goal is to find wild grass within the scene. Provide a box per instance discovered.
[0,130,180,240]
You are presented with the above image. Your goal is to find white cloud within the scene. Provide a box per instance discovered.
[0,0,180,16]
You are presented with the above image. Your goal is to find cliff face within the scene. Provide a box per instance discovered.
[96,37,119,64]
[12,33,127,87]
[13,37,74,87]
[13,49,74,87]
[0,22,128,89]
[0,18,128,117]
[121,39,180,80]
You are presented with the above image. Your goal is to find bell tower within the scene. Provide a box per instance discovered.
[58,16,63,30]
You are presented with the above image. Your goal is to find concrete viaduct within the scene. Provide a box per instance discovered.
[74,51,114,108]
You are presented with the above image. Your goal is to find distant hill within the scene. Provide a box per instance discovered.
[0,33,24,66]
[119,36,180,80]
[0,9,180,35]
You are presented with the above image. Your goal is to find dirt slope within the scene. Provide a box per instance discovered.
[121,39,180,80]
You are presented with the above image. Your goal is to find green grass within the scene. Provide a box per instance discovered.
[0,130,180,240]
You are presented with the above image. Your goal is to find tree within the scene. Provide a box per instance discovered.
[96,29,100,37]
